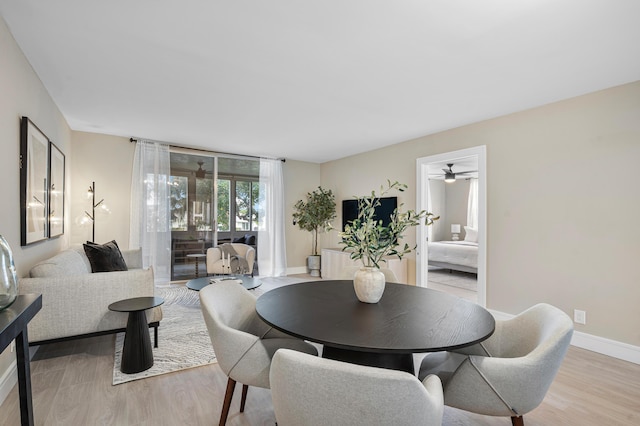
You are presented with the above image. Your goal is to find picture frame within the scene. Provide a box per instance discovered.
[48,141,65,238]
[20,117,50,246]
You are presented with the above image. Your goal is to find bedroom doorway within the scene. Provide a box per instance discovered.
[416,146,487,307]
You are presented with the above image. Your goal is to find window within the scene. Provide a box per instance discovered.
[235,180,260,231]
[217,179,230,231]
[193,177,214,230]
[170,175,188,231]
[217,177,260,233]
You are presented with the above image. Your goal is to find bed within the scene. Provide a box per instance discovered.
[428,240,478,274]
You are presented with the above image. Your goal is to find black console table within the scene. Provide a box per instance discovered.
[0,294,42,426]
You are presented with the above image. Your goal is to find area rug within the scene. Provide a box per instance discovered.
[112,285,215,385]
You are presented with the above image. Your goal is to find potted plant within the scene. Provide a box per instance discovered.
[293,187,337,277]
[339,180,438,303]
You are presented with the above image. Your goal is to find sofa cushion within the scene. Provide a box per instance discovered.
[83,240,128,273]
[29,249,91,278]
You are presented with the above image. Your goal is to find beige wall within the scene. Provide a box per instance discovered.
[0,16,72,382]
[70,132,134,247]
[320,81,640,347]
[283,160,322,270]
[445,179,470,239]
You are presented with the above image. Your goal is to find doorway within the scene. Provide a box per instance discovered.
[416,146,487,307]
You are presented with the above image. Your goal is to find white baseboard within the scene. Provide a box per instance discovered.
[489,309,640,365]
[286,266,308,275]
[0,360,17,407]
[571,331,640,364]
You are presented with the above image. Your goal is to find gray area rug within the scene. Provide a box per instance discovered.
[112,285,215,385]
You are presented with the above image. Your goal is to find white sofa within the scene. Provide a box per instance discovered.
[18,246,162,345]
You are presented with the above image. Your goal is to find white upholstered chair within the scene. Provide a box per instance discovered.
[419,303,573,426]
[270,348,444,426]
[206,243,255,276]
[338,265,399,282]
[199,282,317,425]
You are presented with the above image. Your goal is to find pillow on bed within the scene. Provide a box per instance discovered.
[464,226,478,242]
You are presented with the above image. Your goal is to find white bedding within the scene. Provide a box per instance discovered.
[428,241,478,269]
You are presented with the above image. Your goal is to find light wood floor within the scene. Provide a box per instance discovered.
[2,277,639,425]
[1,334,639,425]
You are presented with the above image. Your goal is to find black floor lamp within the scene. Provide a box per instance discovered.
[84,181,106,243]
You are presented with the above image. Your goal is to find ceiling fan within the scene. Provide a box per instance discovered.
[195,160,206,178]
[431,163,477,183]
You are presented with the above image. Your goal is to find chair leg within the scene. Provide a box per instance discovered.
[511,416,524,426]
[219,378,236,426]
[240,384,249,412]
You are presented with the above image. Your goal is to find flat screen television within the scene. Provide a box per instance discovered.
[342,196,398,231]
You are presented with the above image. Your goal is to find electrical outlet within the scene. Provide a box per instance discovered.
[574,309,586,325]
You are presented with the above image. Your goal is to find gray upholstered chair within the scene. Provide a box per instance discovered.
[419,303,573,426]
[270,348,444,426]
[206,243,255,275]
[199,282,318,425]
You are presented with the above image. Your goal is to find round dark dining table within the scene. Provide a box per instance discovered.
[256,280,495,373]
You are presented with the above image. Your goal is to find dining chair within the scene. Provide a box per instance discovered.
[270,348,444,426]
[419,303,573,426]
[199,282,318,425]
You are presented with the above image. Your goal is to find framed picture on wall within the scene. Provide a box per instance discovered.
[48,141,65,238]
[20,117,50,246]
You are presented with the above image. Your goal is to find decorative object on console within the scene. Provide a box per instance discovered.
[82,181,110,243]
[339,181,439,303]
[451,224,461,241]
[0,235,18,311]
[20,116,50,246]
[292,186,336,277]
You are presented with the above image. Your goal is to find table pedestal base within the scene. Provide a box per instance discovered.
[121,311,153,374]
[322,346,415,374]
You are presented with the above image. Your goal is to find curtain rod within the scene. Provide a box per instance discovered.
[129,138,285,162]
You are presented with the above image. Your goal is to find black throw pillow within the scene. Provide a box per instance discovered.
[244,234,256,245]
[232,236,246,243]
[83,240,128,273]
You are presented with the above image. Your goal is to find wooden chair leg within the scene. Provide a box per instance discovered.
[240,384,249,412]
[511,415,524,426]
[219,378,236,426]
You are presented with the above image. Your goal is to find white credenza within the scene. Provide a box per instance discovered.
[320,248,408,283]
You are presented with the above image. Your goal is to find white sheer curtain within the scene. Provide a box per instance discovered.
[467,178,479,230]
[258,158,287,277]
[130,140,171,286]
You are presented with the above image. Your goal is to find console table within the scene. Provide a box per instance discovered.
[321,248,408,283]
[0,294,42,426]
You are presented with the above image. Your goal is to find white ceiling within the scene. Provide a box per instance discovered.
[2,1,639,163]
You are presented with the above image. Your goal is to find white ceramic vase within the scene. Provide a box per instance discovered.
[353,267,386,303]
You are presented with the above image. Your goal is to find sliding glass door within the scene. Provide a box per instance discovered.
[169,151,260,281]
[169,152,215,280]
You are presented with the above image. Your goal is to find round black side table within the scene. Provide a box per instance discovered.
[108,296,164,374]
